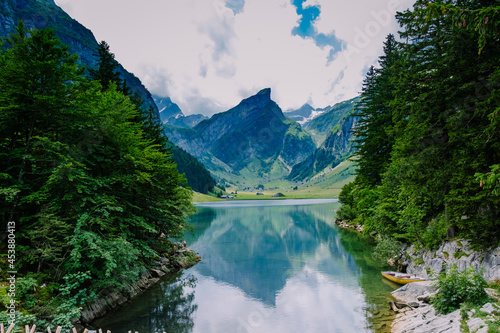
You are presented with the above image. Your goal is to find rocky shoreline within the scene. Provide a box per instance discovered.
[402,239,500,283]
[334,219,500,332]
[334,219,364,232]
[78,242,201,325]
[390,281,500,333]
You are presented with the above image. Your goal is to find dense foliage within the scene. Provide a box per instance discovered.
[431,264,489,314]
[0,22,194,326]
[169,144,216,194]
[338,0,500,248]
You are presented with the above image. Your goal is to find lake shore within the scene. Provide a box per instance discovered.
[80,243,201,326]
[333,219,500,332]
[191,191,338,203]
[390,281,500,333]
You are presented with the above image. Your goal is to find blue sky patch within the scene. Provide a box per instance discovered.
[226,0,245,15]
[291,0,345,59]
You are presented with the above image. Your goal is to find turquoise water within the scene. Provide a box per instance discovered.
[94,199,396,332]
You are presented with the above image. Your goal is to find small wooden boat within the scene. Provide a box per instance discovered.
[381,271,426,284]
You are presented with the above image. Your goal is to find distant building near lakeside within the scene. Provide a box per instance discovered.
[221,195,234,199]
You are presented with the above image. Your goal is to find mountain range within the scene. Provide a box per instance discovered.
[154,96,207,128]
[1,0,360,191]
[164,89,358,187]
[0,0,217,193]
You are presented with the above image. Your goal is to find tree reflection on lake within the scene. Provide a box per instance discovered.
[95,199,396,333]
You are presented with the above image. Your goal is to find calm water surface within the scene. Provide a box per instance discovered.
[95,199,396,333]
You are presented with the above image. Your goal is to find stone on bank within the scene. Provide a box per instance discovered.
[79,243,201,324]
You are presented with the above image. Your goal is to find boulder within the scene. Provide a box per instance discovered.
[483,248,500,282]
[485,288,500,302]
[480,302,499,315]
[159,257,170,265]
[416,292,433,303]
[150,268,165,278]
[392,281,436,303]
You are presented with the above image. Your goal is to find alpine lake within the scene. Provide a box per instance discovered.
[94,199,399,333]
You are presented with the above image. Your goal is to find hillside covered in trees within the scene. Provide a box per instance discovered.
[338,0,500,249]
[0,22,195,326]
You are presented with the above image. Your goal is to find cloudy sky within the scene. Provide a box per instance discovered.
[54,0,414,116]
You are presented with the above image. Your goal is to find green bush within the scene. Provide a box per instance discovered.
[431,264,489,314]
[336,204,357,221]
[372,237,404,266]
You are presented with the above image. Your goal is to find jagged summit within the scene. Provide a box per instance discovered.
[257,87,271,97]
[165,88,317,179]
[236,87,272,111]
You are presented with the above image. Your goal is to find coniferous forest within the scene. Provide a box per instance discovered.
[0,22,195,325]
[338,0,500,248]
[0,0,499,328]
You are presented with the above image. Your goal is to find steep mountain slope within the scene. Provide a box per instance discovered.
[154,95,207,128]
[164,88,317,185]
[285,104,315,123]
[0,0,216,193]
[169,144,216,194]
[155,96,184,122]
[0,0,158,114]
[289,107,359,181]
[305,97,360,145]
[285,104,333,127]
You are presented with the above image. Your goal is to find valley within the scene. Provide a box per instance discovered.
[193,159,356,202]
[162,88,359,194]
[1,1,499,332]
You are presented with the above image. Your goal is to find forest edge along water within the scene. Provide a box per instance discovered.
[92,199,398,333]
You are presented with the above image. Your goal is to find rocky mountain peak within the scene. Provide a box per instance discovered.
[257,87,271,97]
[237,87,272,110]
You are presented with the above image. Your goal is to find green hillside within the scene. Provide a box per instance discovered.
[305,97,360,145]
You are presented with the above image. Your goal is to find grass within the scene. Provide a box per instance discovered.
[192,160,356,202]
[459,301,500,333]
[191,192,224,203]
[413,258,424,265]
[454,251,468,259]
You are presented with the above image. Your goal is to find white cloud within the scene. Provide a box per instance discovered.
[54,0,414,116]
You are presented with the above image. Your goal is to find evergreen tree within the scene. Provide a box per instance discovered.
[341,1,500,247]
[89,40,128,93]
[0,23,195,321]
[0,21,84,227]
[337,34,400,230]
[353,34,399,187]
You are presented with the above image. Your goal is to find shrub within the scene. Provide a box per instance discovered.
[336,204,357,221]
[372,237,404,266]
[431,264,489,314]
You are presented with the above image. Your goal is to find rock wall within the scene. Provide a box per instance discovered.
[79,245,201,324]
[403,240,500,282]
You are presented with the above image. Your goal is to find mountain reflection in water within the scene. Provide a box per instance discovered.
[95,199,395,333]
